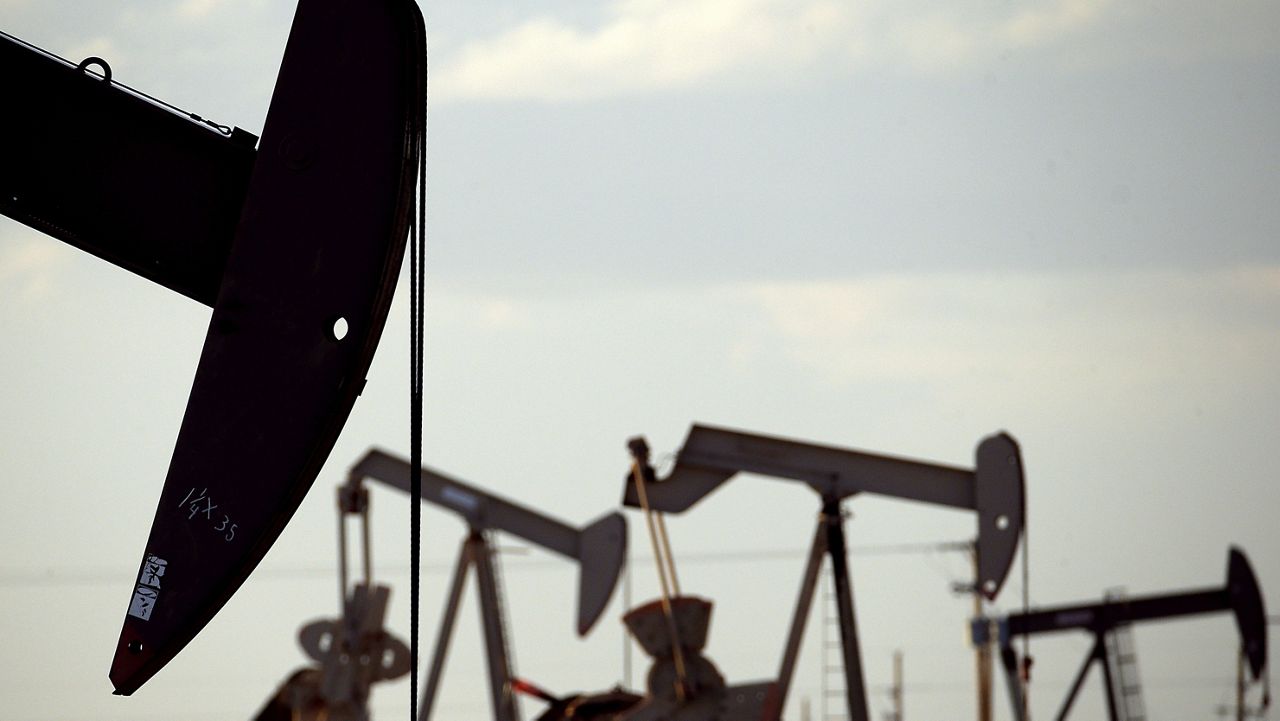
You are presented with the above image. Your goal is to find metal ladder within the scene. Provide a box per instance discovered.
[1103,589,1146,721]
[820,563,848,721]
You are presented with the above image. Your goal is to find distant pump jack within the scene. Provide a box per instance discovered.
[974,546,1268,721]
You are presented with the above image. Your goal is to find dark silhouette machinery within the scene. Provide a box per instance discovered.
[256,449,629,721]
[608,423,1026,721]
[4,5,1272,718]
[974,547,1269,721]
[1,0,426,694]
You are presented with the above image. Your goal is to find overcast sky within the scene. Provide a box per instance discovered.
[1,1,1278,720]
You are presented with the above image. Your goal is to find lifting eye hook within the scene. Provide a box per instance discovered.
[76,55,112,83]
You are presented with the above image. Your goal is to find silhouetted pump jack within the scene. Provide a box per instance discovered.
[345,449,629,721]
[623,424,1026,721]
[974,547,1268,721]
[0,0,426,695]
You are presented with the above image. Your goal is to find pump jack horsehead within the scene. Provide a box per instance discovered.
[0,0,427,695]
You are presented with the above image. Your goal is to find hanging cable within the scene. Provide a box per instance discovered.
[626,438,690,701]
[1020,503,1031,720]
[408,28,429,721]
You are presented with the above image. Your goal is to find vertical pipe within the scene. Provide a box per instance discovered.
[337,488,350,615]
[974,545,993,721]
[360,489,372,587]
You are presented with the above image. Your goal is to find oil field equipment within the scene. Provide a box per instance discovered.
[345,449,628,721]
[0,0,427,694]
[623,423,1026,721]
[974,546,1268,721]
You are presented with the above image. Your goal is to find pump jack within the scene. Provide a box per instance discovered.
[253,580,411,721]
[1,0,425,694]
[343,449,629,721]
[624,424,1026,721]
[973,547,1269,721]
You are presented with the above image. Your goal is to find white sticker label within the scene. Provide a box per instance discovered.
[1055,609,1094,628]
[441,485,479,512]
[129,555,168,621]
[139,555,167,589]
[128,586,159,621]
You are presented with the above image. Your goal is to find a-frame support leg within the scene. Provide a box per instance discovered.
[419,537,473,721]
[766,518,829,720]
[417,532,520,721]
[1054,635,1107,721]
[1000,645,1029,721]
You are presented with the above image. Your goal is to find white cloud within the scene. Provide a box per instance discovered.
[437,0,858,101]
[175,0,223,20]
[999,0,1109,47]
[426,288,535,332]
[732,267,1280,394]
[1232,266,1280,297]
[435,0,1280,101]
[420,268,1280,422]
[64,35,120,70]
[0,237,66,303]
[434,0,1113,100]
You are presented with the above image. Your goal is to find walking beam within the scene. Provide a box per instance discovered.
[622,424,1024,597]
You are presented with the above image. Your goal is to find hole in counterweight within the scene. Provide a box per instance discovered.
[330,317,349,341]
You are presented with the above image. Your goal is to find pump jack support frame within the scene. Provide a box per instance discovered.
[774,499,871,720]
